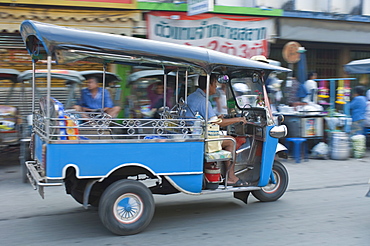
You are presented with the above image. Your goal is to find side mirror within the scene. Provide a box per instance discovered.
[270,125,287,139]
[217,74,229,84]
[252,72,260,83]
[277,114,284,125]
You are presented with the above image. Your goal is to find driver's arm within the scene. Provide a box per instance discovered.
[217,116,247,127]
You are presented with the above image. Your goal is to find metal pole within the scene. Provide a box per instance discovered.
[102,64,106,114]
[31,62,36,114]
[205,74,210,136]
[46,55,52,140]
[184,70,188,103]
[163,73,167,108]
[175,69,179,104]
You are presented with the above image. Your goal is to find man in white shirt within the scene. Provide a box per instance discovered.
[303,71,318,103]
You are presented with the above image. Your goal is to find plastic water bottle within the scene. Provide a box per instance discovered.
[193,112,203,136]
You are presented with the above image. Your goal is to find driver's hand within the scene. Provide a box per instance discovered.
[239,117,247,125]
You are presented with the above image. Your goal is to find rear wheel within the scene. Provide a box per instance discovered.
[99,179,155,235]
[252,161,289,202]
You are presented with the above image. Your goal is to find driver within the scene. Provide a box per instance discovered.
[73,77,121,118]
[186,74,249,187]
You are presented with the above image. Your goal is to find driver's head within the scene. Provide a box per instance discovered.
[198,74,218,95]
[86,77,100,90]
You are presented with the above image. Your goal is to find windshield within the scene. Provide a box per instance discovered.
[230,77,264,109]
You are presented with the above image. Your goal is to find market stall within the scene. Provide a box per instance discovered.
[276,77,356,159]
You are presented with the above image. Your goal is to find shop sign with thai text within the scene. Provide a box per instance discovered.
[147,13,274,58]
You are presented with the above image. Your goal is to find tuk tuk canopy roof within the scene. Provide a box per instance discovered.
[344,58,370,74]
[20,20,290,74]
[18,69,85,84]
[0,69,21,83]
[79,70,121,84]
[127,70,177,84]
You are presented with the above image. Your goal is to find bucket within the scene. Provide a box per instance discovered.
[204,167,221,190]
[330,132,350,160]
[204,167,221,183]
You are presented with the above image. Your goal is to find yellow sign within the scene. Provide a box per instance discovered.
[0,0,137,9]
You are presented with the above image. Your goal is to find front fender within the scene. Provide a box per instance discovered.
[275,143,288,159]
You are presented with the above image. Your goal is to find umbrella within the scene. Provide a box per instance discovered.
[344,58,370,74]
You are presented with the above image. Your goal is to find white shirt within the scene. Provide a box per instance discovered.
[303,79,318,103]
[365,101,370,127]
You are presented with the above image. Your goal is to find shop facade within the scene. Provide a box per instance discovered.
[0,5,143,73]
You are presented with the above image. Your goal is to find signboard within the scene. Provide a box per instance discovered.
[0,0,137,9]
[282,41,301,64]
[147,12,274,59]
[188,0,214,16]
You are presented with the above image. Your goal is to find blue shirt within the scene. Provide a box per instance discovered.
[78,87,114,109]
[185,88,217,119]
[350,95,367,122]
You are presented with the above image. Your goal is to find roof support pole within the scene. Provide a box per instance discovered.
[46,55,52,140]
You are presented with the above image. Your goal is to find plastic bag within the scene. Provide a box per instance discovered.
[205,118,222,153]
[351,134,366,159]
[310,142,329,159]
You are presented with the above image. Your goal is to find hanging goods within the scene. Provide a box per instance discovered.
[335,80,346,105]
[317,80,329,105]
[343,80,351,102]
[318,80,329,99]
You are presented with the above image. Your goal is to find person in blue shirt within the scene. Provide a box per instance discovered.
[186,74,249,187]
[74,77,121,118]
[350,85,367,136]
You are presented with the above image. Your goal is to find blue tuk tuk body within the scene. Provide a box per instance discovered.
[36,135,205,194]
[21,20,290,236]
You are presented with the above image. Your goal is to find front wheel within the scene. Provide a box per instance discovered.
[99,179,155,235]
[252,161,289,202]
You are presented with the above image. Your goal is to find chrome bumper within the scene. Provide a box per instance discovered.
[25,161,63,198]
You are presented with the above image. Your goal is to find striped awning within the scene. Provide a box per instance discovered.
[0,6,144,36]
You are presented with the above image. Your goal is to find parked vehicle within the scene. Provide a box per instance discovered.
[17,69,86,182]
[21,20,290,235]
[0,69,22,150]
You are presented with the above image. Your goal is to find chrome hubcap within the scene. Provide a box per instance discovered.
[262,170,280,194]
[113,193,143,224]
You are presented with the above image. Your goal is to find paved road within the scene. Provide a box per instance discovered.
[0,153,369,246]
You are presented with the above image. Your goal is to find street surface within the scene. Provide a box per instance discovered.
[0,152,369,246]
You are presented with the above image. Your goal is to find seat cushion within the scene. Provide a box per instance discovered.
[205,149,232,162]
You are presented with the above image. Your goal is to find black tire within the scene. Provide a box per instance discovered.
[251,161,289,202]
[98,179,155,236]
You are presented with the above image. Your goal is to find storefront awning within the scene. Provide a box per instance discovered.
[0,6,143,36]
[279,18,370,44]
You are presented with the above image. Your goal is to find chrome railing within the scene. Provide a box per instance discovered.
[32,111,204,142]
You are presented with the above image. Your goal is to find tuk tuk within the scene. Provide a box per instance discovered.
[17,69,86,182]
[21,20,290,235]
[0,69,22,149]
[126,69,194,118]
